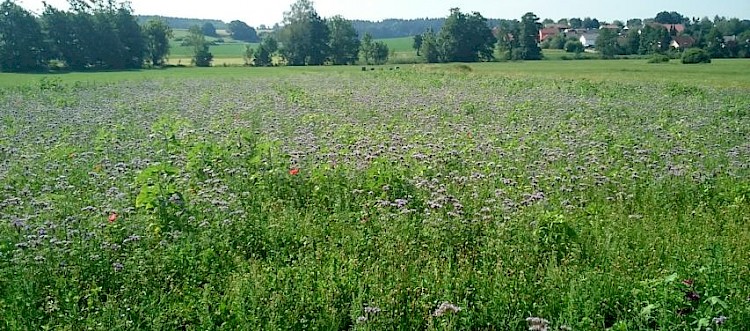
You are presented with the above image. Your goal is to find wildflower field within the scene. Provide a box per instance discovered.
[1,63,750,330]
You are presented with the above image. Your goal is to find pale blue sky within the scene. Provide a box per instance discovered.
[17,0,750,26]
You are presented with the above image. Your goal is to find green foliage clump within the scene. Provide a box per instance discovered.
[565,40,585,54]
[201,22,217,37]
[419,29,441,63]
[0,0,46,72]
[247,36,278,67]
[437,8,497,62]
[647,54,671,63]
[280,0,330,66]
[412,34,423,55]
[327,16,361,65]
[227,20,259,42]
[682,48,712,64]
[513,12,544,60]
[360,33,390,65]
[596,28,619,59]
[144,19,173,67]
[41,2,145,70]
[187,26,213,67]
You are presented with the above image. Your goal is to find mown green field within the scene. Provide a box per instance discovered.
[1,61,750,330]
[167,35,414,61]
[169,41,258,60]
[168,28,257,60]
[2,59,749,88]
[380,36,415,53]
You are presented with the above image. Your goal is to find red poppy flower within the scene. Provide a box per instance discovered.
[108,213,118,223]
[289,168,300,176]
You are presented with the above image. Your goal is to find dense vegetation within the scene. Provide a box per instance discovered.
[682,48,712,64]
[135,15,226,30]
[1,63,749,330]
[543,12,750,59]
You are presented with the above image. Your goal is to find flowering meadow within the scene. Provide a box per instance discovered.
[1,69,749,330]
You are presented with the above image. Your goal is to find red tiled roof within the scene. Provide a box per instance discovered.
[653,23,686,33]
[539,27,561,41]
[671,36,695,48]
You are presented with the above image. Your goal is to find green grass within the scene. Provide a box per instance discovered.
[2,59,749,88]
[1,59,750,330]
[379,36,415,53]
[169,36,414,61]
[169,42,258,59]
[169,28,257,59]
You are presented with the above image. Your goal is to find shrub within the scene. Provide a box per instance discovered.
[564,40,585,54]
[682,48,711,64]
[647,54,670,63]
[193,47,213,67]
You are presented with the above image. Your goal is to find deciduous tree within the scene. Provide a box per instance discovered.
[639,24,671,54]
[495,20,519,60]
[596,28,619,58]
[569,18,583,29]
[369,41,390,64]
[564,40,584,54]
[438,8,496,62]
[582,17,600,29]
[113,6,145,69]
[253,36,278,66]
[227,20,259,42]
[42,1,145,70]
[144,19,173,66]
[280,0,330,66]
[623,29,641,55]
[360,32,373,63]
[359,32,389,64]
[0,0,46,72]
[327,16,360,65]
[201,22,217,37]
[413,34,423,56]
[188,26,213,67]
[513,12,542,60]
[655,11,686,24]
[626,18,643,29]
[419,29,441,63]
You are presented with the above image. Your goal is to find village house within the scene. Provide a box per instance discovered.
[538,24,568,42]
[539,27,561,42]
[670,35,696,49]
[579,32,599,47]
[723,35,738,43]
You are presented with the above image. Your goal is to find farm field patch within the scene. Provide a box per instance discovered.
[3,59,750,88]
[1,66,750,330]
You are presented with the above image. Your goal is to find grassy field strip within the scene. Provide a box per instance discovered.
[2,59,750,88]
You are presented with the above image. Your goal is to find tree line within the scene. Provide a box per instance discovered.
[241,0,391,67]
[247,3,539,66]
[0,0,391,71]
[542,12,750,59]
[2,0,749,72]
[0,0,173,71]
[135,15,226,30]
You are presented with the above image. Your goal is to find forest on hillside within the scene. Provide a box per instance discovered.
[135,15,227,30]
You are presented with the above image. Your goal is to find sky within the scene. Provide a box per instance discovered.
[16,0,750,27]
